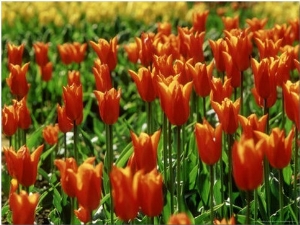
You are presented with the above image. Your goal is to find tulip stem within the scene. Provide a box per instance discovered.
[293,128,299,219]
[228,133,234,216]
[64,133,67,159]
[106,124,114,224]
[70,197,76,225]
[176,125,182,212]
[163,113,168,181]
[209,165,214,225]
[246,190,251,224]
[240,71,244,115]
[168,121,174,214]
[146,101,152,134]
[279,169,284,223]
[220,148,224,218]
[73,122,78,163]
[281,93,285,130]
[202,96,206,120]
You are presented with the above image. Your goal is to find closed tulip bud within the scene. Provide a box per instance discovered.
[42,124,59,145]
[195,119,222,165]
[7,43,24,66]
[9,179,39,224]
[139,33,155,67]
[33,42,49,67]
[57,104,73,133]
[2,103,18,136]
[6,63,30,99]
[3,145,44,187]
[168,213,192,225]
[40,62,53,82]
[222,51,241,88]
[232,135,264,191]
[94,88,121,125]
[130,130,161,173]
[93,61,112,92]
[62,84,83,125]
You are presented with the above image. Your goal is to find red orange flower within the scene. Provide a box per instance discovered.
[33,42,50,67]
[2,103,18,136]
[7,43,24,66]
[210,77,233,104]
[57,104,73,133]
[222,15,239,31]
[40,62,53,82]
[246,17,268,32]
[255,38,282,60]
[57,42,87,65]
[13,97,31,130]
[191,10,209,33]
[74,206,91,224]
[67,70,81,86]
[167,213,192,224]
[93,61,112,92]
[214,215,236,224]
[42,123,59,145]
[238,114,268,141]
[209,38,228,72]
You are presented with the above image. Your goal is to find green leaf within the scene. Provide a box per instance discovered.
[282,164,292,185]
[115,142,133,167]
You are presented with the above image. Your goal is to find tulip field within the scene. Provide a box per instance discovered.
[1,2,300,225]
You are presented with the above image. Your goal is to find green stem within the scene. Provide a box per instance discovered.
[228,134,234,216]
[293,128,298,219]
[196,94,200,122]
[210,165,214,225]
[73,121,78,163]
[168,121,174,214]
[281,92,285,130]
[64,133,67,159]
[106,124,114,224]
[246,190,251,224]
[279,169,284,223]
[220,150,224,218]
[146,101,152,134]
[70,197,76,225]
[202,96,206,120]
[240,71,244,115]
[163,113,168,181]
[176,125,182,212]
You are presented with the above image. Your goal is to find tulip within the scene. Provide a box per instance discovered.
[214,215,236,224]
[177,27,191,59]
[3,145,44,187]
[93,61,112,92]
[72,42,87,64]
[42,123,59,145]
[90,36,118,71]
[156,78,193,125]
[110,166,139,222]
[74,206,91,224]
[54,157,78,197]
[255,38,282,59]
[157,22,172,36]
[62,84,83,125]
[94,88,121,125]
[191,10,209,33]
[9,179,39,224]
[167,213,192,224]
[195,119,222,165]
[152,54,175,78]
[130,130,161,173]
[2,103,18,136]
[251,87,277,108]
[238,114,268,141]
[283,81,300,130]
[232,135,264,191]
[57,43,74,65]
[208,38,228,72]
[187,31,205,64]
[211,98,240,135]
[33,42,49,67]
[124,42,139,63]
[222,52,241,88]
[67,70,81,86]
[7,42,24,66]
[40,62,53,82]
[13,97,31,130]
[128,67,157,102]
[136,169,163,217]
[6,62,30,99]
[139,33,155,67]
[210,77,233,103]
[222,15,239,31]
[57,104,73,133]
[246,17,268,32]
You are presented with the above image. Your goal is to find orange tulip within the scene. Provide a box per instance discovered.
[256,128,294,169]
[128,67,157,102]
[139,33,155,67]
[157,22,172,36]
[211,98,240,134]
[283,80,300,130]
[57,43,74,65]
[156,78,193,125]
[167,213,192,225]
[74,206,91,224]
[187,31,205,63]
[238,114,268,141]
[62,84,83,125]
[67,158,103,211]
[232,135,264,191]
[195,119,222,165]
[214,215,236,224]
[94,88,121,125]
[67,70,81,86]
[93,61,112,92]
[6,62,30,99]
[90,37,118,71]
[208,38,228,72]
[13,97,31,130]
[54,157,78,197]
[3,145,44,187]
[191,10,209,33]
[42,123,59,145]
[110,166,139,222]
[152,54,175,78]
[210,77,233,104]
[130,130,161,173]
[57,104,73,133]
[246,17,268,32]
[2,103,18,136]
[275,51,292,86]
[33,42,49,67]
[40,62,53,82]
[72,42,87,64]
[251,87,277,109]
[124,42,139,64]
[222,15,239,31]
[9,179,39,224]
[254,38,282,60]
[7,43,24,66]
[177,27,191,59]
[187,61,213,97]
[136,169,163,217]
[222,51,241,88]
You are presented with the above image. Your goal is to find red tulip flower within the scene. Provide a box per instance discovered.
[9,179,39,224]
[75,206,91,224]
[43,123,59,145]
[208,38,228,72]
[168,213,192,225]
[40,62,53,82]
[62,84,83,125]
[191,10,209,33]
[67,70,81,86]
[6,62,30,99]
[130,130,161,173]
[232,135,264,191]
[33,42,50,67]
[2,103,18,136]
[124,42,139,63]
[110,166,139,222]
[72,42,87,64]
[246,17,268,32]
[13,97,31,130]
[93,61,112,92]
[3,145,44,187]
[7,42,24,66]
[255,38,282,60]
[195,119,222,165]
[214,215,236,224]
[57,104,73,133]
[139,33,155,67]
[210,77,233,104]
[94,88,121,125]
[157,22,172,36]
[57,42,87,65]
[222,15,239,31]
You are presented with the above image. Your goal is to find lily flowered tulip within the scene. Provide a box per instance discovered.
[57,104,73,133]
[3,145,44,187]
[254,38,282,60]
[157,78,193,125]
[211,98,240,135]
[168,213,192,225]
[74,206,90,224]
[214,215,236,224]
[139,32,155,67]
[210,77,233,104]
[93,61,112,92]
[222,15,239,31]
[246,17,268,32]
[195,119,222,165]
[6,62,30,99]
[124,42,139,63]
[57,42,87,65]
[72,42,87,64]
[110,166,139,222]
[43,124,59,145]
[13,97,31,130]
[40,62,53,82]
[136,169,163,217]
[128,67,157,102]
[232,135,264,191]
[2,103,18,136]
[7,43,24,66]
[9,179,39,224]
[67,70,81,86]
[33,42,50,67]
[94,88,121,125]
[62,84,83,125]
[130,130,161,173]
[191,10,209,33]
[90,37,118,71]
[209,38,228,72]
[238,114,268,141]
